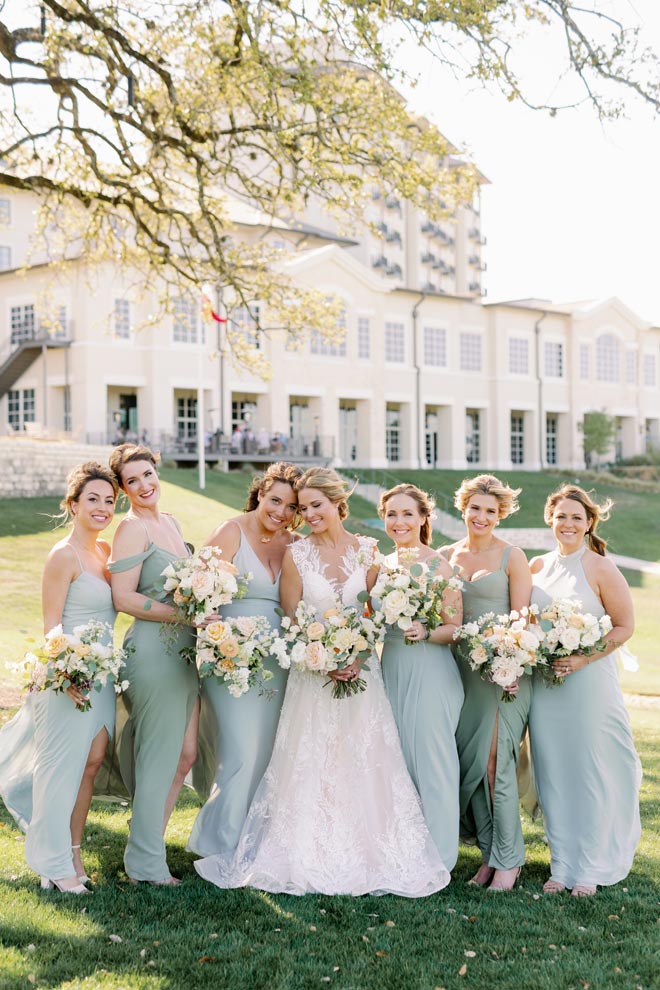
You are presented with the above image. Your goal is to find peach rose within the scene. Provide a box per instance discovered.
[303,640,330,671]
[206,621,231,643]
[306,621,325,641]
[218,637,239,659]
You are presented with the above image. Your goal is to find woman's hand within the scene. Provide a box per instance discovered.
[66,685,86,707]
[404,620,428,644]
[329,660,361,683]
[552,654,590,678]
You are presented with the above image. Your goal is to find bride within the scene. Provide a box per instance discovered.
[194,467,450,896]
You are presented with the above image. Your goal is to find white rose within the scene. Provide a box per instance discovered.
[558,627,581,652]
[518,629,540,653]
[490,655,522,689]
[393,573,411,589]
[332,627,359,653]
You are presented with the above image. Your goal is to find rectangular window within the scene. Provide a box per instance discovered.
[625,350,638,386]
[423,326,447,367]
[510,413,524,465]
[0,199,11,225]
[230,304,260,350]
[579,343,589,381]
[546,414,558,466]
[39,304,68,339]
[10,303,35,345]
[114,299,130,339]
[311,309,347,357]
[544,341,564,378]
[644,354,657,388]
[0,246,11,270]
[173,296,200,344]
[385,321,405,363]
[176,396,197,441]
[508,338,529,375]
[231,399,258,431]
[466,409,481,464]
[385,404,401,461]
[460,333,482,372]
[357,316,370,359]
[7,388,35,430]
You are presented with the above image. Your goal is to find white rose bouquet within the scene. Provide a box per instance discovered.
[181,615,278,698]
[371,549,462,643]
[536,598,614,685]
[453,607,542,702]
[160,546,251,623]
[10,620,130,712]
[272,598,385,699]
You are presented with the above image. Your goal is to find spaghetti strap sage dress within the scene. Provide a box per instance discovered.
[454,545,531,871]
[529,546,641,889]
[380,553,464,871]
[0,547,116,880]
[109,542,198,881]
[188,529,289,857]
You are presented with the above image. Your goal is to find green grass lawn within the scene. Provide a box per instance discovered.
[0,705,657,990]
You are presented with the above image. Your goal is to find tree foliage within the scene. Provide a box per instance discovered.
[0,1,658,367]
[579,409,617,468]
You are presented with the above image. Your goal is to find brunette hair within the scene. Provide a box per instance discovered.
[454,473,521,520]
[294,467,352,521]
[244,461,304,527]
[109,443,160,489]
[544,484,612,556]
[378,483,435,546]
[58,461,119,525]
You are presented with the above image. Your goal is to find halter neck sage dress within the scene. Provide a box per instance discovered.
[453,545,531,871]
[188,528,289,857]
[380,552,464,871]
[109,538,198,882]
[529,546,641,889]
[0,546,116,880]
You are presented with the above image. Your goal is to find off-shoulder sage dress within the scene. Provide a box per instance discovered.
[0,548,116,880]
[454,546,531,871]
[380,554,464,871]
[530,546,641,889]
[188,529,289,856]
[109,542,198,881]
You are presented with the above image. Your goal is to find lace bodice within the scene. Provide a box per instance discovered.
[290,535,376,614]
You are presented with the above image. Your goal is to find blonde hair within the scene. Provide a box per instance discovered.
[454,473,521,520]
[378,483,435,546]
[58,461,119,525]
[109,443,160,490]
[294,467,352,521]
[245,461,304,529]
[544,484,612,556]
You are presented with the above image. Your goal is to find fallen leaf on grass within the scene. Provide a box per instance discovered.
[198,956,217,965]
[310,925,317,932]
[464,951,476,958]
[608,915,620,921]
[209,933,218,939]
[140,949,146,959]
[321,978,331,984]
[376,951,388,957]
[458,963,468,977]
[385,920,396,928]
[27,976,35,984]
[613,967,622,974]
[580,981,590,988]
[532,894,540,900]
[26,945,36,953]
[333,967,340,972]
[109,934,122,943]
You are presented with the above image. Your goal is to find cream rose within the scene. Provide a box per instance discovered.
[205,620,231,643]
[303,640,331,671]
[306,621,325,641]
[191,570,215,601]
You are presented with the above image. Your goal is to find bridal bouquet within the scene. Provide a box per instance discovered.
[371,549,462,642]
[181,615,277,698]
[272,599,386,699]
[453,607,542,701]
[160,546,251,623]
[535,598,613,685]
[11,620,130,712]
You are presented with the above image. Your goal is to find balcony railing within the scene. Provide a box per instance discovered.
[88,430,335,463]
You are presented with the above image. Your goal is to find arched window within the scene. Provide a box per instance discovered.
[595,334,620,383]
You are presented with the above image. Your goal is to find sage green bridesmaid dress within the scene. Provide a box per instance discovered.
[188,530,288,857]
[109,543,197,881]
[0,548,116,880]
[530,547,641,889]
[381,608,464,871]
[454,546,531,870]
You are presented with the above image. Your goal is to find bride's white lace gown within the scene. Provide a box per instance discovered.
[194,536,450,896]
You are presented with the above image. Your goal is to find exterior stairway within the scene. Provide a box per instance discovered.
[0,333,71,399]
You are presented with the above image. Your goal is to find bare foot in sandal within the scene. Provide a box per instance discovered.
[543,878,566,894]
[571,884,596,897]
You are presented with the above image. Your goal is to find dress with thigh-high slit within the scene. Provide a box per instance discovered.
[0,550,116,880]
[108,543,198,881]
[453,546,530,870]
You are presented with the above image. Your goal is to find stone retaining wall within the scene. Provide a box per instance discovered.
[0,438,114,498]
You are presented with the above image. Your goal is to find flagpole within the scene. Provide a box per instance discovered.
[197,310,206,492]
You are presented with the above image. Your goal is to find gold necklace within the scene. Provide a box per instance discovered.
[259,534,275,544]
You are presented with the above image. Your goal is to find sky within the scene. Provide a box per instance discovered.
[395,1,660,325]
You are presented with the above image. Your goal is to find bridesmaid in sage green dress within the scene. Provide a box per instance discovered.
[443,474,532,892]
[529,485,641,897]
[0,461,119,893]
[377,484,464,872]
[109,444,198,885]
[189,462,302,857]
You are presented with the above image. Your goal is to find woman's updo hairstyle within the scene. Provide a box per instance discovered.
[244,461,304,528]
[58,461,119,525]
[378,483,436,546]
[109,443,160,490]
[453,473,521,520]
[544,484,612,556]
[294,467,353,521]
